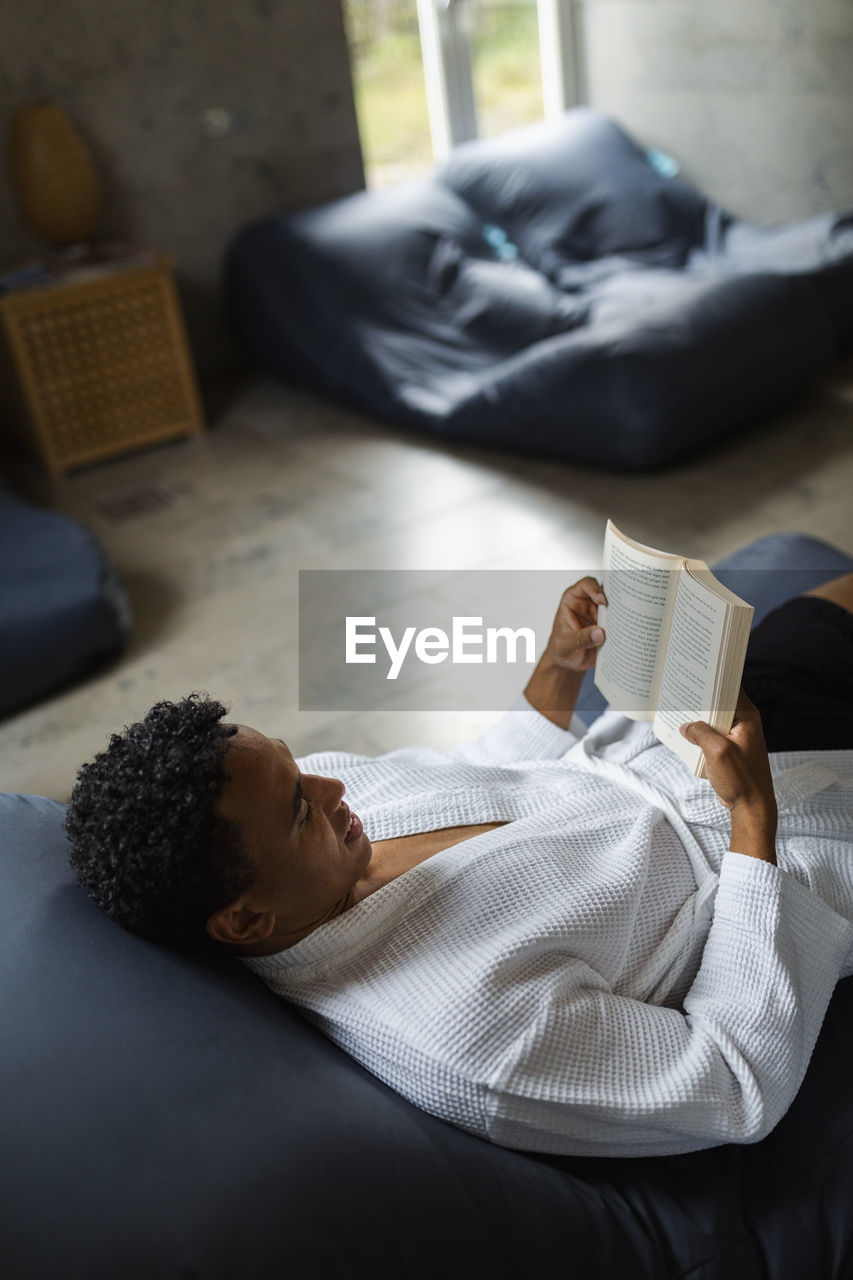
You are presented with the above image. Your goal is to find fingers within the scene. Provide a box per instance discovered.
[679,719,717,746]
[547,579,608,671]
[559,580,607,632]
[679,719,739,779]
[680,717,746,753]
[576,624,605,649]
[563,624,605,670]
[564,578,607,607]
[681,690,761,744]
[561,617,605,647]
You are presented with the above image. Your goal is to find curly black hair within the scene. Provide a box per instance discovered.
[65,694,257,950]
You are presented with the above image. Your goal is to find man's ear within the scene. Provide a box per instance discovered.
[206,899,276,948]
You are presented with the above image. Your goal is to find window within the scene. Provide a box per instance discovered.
[343,0,580,187]
[343,1,434,188]
[470,0,545,140]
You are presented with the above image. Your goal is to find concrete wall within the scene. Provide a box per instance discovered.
[0,0,365,375]
[577,0,853,223]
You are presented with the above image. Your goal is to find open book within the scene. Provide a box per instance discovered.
[593,521,754,777]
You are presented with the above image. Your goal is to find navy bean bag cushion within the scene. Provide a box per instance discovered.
[224,108,853,471]
[0,487,130,718]
[2,533,852,1278]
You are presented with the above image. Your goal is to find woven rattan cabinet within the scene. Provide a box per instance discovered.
[0,255,203,475]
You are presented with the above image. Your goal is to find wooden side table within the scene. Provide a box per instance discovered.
[0,252,204,475]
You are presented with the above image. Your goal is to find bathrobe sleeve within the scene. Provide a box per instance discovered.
[484,851,853,1157]
[450,695,588,766]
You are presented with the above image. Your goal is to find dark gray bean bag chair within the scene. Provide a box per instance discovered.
[2,532,852,1278]
[224,108,853,470]
[0,487,130,718]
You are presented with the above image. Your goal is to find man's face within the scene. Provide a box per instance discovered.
[208,725,372,953]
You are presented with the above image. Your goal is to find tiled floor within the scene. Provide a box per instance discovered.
[3,359,852,801]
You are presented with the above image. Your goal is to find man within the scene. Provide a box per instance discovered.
[67,575,853,1158]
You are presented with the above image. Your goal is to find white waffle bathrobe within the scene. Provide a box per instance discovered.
[243,705,853,1157]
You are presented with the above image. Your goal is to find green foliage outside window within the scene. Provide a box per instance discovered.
[343,0,543,186]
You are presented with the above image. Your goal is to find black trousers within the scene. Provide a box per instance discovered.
[742,597,853,751]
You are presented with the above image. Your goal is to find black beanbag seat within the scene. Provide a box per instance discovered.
[2,532,852,1278]
[0,487,130,717]
[225,108,853,470]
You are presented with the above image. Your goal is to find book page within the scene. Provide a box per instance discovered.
[594,521,682,720]
[653,570,728,771]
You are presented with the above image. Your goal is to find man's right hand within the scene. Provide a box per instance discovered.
[523,578,607,729]
[680,689,778,865]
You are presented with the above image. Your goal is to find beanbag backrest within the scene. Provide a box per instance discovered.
[289,181,482,294]
[439,108,709,275]
[226,181,587,413]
